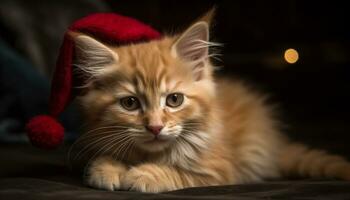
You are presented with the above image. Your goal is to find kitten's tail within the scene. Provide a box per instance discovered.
[278,142,350,180]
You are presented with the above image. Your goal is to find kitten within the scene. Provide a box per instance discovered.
[71,12,350,193]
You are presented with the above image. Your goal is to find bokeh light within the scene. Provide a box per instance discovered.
[284,48,299,64]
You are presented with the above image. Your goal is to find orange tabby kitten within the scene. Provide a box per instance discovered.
[71,12,350,193]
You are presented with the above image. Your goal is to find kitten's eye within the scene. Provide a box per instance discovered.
[166,93,184,108]
[120,96,140,111]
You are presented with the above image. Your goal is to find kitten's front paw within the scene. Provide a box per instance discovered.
[121,164,174,193]
[85,157,127,191]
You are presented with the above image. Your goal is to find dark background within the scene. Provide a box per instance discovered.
[0,0,349,157]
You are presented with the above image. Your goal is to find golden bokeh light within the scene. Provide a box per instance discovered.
[284,48,299,64]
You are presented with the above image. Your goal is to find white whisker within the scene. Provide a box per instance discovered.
[72,130,129,161]
[112,136,134,160]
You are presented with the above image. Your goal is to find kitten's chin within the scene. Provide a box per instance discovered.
[136,138,173,152]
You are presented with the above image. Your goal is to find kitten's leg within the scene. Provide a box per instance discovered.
[120,163,230,193]
[85,156,127,191]
[278,143,350,180]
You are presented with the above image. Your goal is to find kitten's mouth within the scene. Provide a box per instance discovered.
[144,136,169,144]
[137,135,175,152]
[146,136,168,143]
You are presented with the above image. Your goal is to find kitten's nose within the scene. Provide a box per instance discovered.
[146,125,163,136]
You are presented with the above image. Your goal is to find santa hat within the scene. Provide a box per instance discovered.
[25,13,161,149]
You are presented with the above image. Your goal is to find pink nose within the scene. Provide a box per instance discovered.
[146,125,163,135]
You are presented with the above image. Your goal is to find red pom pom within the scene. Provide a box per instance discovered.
[25,115,64,149]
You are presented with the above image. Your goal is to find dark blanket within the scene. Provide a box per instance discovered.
[1,144,350,200]
[1,178,350,200]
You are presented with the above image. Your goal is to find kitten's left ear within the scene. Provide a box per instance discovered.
[171,22,210,81]
[73,34,119,77]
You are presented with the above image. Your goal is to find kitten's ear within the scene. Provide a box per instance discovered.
[171,22,210,81]
[197,7,216,25]
[73,34,119,77]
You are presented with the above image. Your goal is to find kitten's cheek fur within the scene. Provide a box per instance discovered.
[85,157,127,191]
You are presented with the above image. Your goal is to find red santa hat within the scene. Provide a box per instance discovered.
[25,13,161,149]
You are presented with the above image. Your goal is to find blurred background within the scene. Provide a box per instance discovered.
[0,0,349,157]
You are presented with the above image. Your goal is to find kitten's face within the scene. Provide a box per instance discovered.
[76,22,216,153]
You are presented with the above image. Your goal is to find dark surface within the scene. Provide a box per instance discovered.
[1,178,350,200]
[1,144,350,200]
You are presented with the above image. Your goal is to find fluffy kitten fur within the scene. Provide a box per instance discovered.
[72,12,350,193]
